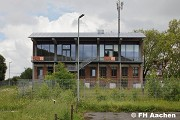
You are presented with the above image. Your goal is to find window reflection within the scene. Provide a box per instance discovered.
[102,44,119,61]
[121,45,139,61]
[57,44,76,61]
[37,44,54,61]
[79,44,97,61]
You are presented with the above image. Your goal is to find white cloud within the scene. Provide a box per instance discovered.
[0,0,180,79]
[0,12,116,79]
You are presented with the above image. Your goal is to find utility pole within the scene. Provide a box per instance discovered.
[117,0,123,37]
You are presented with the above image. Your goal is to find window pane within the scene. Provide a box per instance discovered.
[84,45,92,60]
[121,45,125,57]
[63,45,70,49]
[57,45,62,55]
[134,45,139,59]
[111,67,117,76]
[92,45,97,58]
[100,45,104,58]
[90,68,96,77]
[80,69,85,77]
[126,45,133,59]
[71,44,76,60]
[122,67,128,76]
[79,45,84,60]
[100,67,106,77]
[105,45,113,49]
[133,67,139,76]
[114,45,118,51]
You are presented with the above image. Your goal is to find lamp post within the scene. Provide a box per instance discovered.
[9,61,12,86]
[77,14,84,102]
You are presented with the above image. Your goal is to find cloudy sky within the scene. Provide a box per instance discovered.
[0,0,179,79]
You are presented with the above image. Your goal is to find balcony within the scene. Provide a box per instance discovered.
[32,56,54,62]
[32,56,142,63]
[121,57,142,62]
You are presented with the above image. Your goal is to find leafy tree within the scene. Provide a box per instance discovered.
[45,62,76,89]
[136,19,180,78]
[0,54,7,81]
[165,19,180,77]
[20,68,32,79]
[135,29,162,78]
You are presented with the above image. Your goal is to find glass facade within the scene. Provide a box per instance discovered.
[37,44,54,61]
[57,44,76,61]
[79,44,97,61]
[35,43,140,62]
[121,45,139,61]
[100,44,118,61]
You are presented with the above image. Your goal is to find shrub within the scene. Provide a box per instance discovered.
[145,72,162,98]
[162,78,180,101]
[45,62,76,90]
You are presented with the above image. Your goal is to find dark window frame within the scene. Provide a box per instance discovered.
[133,67,139,77]
[90,67,96,77]
[122,67,128,77]
[100,67,107,77]
[111,67,117,77]
[80,68,85,77]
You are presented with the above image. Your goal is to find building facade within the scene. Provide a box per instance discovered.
[29,32,145,88]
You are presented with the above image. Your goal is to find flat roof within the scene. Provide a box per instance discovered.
[29,32,145,38]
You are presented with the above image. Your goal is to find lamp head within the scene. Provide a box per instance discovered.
[79,14,85,19]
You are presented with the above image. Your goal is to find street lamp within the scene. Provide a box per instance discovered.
[77,14,84,102]
[9,61,12,86]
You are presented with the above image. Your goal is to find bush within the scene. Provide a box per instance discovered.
[162,78,180,101]
[145,72,162,98]
[145,78,162,98]
[45,62,76,90]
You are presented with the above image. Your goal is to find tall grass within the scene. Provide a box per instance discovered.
[0,86,82,120]
[79,87,180,112]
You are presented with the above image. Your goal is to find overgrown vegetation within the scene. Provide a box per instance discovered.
[45,62,76,89]
[0,85,82,120]
[145,72,180,101]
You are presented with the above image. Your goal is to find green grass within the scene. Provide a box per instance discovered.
[79,87,180,112]
[0,86,82,120]
[0,86,180,120]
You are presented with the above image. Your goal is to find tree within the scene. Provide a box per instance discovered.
[165,19,180,77]
[0,54,7,81]
[135,19,180,79]
[135,29,162,78]
[45,62,76,89]
[20,68,32,79]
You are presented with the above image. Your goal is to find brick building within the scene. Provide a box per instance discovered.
[29,32,145,88]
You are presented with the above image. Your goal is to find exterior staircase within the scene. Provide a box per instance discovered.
[79,57,97,70]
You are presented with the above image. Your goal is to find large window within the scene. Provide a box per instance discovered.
[57,44,76,61]
[100,44,118,61]
[37,44,54,61]
[79,44,97,61]
[121,45,139,61]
